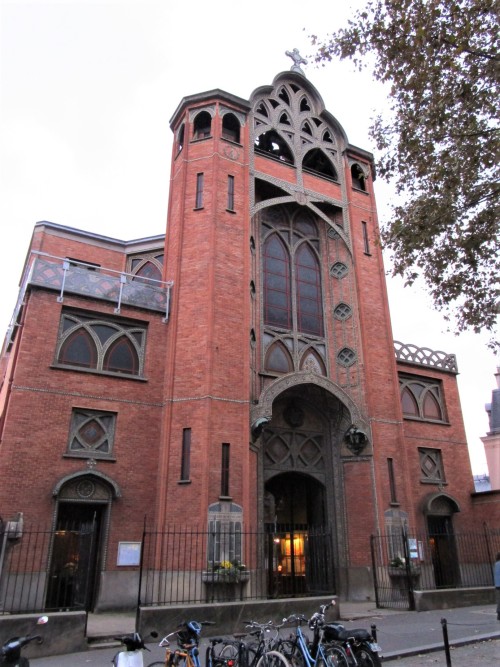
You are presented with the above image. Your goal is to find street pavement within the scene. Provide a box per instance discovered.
[29,601,500,665]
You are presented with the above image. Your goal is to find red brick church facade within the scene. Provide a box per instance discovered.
[1,62,496,611]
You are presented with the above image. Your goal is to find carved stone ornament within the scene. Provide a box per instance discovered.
[223,145,240,161]
[344,424,369,455]
[283,401,305,428]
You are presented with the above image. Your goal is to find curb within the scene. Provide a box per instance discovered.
[382,630,500,662]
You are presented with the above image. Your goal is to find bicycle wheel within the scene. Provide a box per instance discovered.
[244,641,260,667]
[219,642,241,664]
[352,645,382,667]
[276,640,305,667]
[256,649,291,667]
[319,645,349,667]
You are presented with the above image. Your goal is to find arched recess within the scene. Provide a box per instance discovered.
[251,371,369,441]
[48,471,120,611]
[422,492,461,589]
[259,381,357,598]
[422,492,460,516]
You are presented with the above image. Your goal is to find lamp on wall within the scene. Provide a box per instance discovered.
[344,424,369,455]
[251,417,271,440]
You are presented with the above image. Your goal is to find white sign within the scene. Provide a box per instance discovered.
[117,541,141,566]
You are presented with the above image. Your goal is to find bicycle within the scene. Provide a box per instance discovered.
[277,604,349,667]
[218,620,290,667]
[146,620,215,667]
[322,623,381,667]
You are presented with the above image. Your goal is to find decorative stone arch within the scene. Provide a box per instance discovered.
[188,104,216,122]
[422,492,461,516]
[219,105,247,127]
[254,198,352,254]
[250,371,370,450]
[52,469,122,500]
[48,470,121,609]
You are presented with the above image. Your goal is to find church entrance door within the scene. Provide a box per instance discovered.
[264,472,334,597]
[46,502,104,611]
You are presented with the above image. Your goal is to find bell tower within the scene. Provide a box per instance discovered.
[157,90,255,527]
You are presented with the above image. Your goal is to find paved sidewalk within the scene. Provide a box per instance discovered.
[337,601,500,660]
[30,601,500,665]
[386,638,500,666]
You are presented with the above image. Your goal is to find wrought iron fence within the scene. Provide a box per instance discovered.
[139,524,335,606]
[371,525,500,610]
[0,521,334,613]
[0,520,98,615]
[0,523,52,614]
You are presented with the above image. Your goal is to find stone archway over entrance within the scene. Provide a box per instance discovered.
[424,492,461,588]
[47,471,120,611]
[257,378,368,597]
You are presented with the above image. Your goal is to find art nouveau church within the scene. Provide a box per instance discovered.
[1,54,495,612]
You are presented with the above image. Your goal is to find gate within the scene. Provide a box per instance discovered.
[45,516,98,611]
[371,526,415,610]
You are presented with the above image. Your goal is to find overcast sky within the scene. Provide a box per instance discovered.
[0,0,497,475]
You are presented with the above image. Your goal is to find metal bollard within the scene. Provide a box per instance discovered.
[441,618,452,667]
[370,624,378,642]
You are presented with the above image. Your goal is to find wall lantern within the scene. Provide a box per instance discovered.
[344,424,369,455]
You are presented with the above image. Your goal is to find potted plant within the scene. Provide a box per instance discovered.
[389,556,420,578]
[202,560,250,583]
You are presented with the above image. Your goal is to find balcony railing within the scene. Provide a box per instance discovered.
[2,253,173,353]
[394,341,458,373]
[27,252,173,318]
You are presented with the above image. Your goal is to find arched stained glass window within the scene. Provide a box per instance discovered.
[295,243,323,336]
[263,234,291,329]
[262,207,324,339]
[56,310,146,377]
[59,330,96,368]
[134,261,162,282]
[103,337,138,374]
[400,376,445,422]
[266,342,292,373]
[401,387,419,416]
[423,392,442,420]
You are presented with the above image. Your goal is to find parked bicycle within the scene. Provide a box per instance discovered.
[322,622,381,667]
[218,620,290,667]
[277,604,350,667]
[146,619,234,667]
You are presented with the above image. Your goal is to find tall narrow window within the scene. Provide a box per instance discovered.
[181,428,191,481]
[195,173,204,209]
[227,175,235,211]
[263,235,291,329]
[388,458,398,504]
[295,243,323,336]
[262,208,324,339]
[362,221,370,254]
[221,443,230,497]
